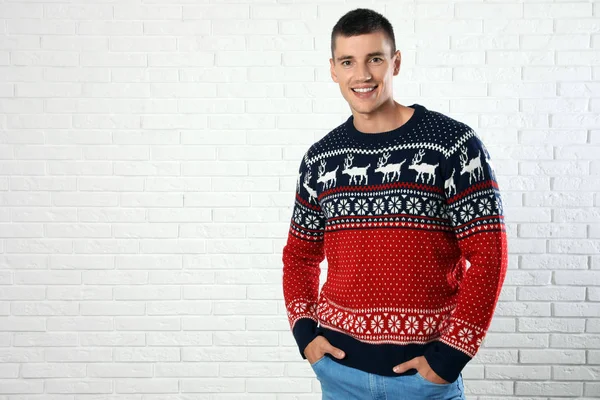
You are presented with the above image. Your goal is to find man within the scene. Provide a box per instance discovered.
[282,8,507,399]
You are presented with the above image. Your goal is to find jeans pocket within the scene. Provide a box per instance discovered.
[415,370,452,387]
[310,355,327,367]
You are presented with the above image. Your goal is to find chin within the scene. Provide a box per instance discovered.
[345,95,381,115]
[351,102,380,115]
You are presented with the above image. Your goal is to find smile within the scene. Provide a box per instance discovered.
[352,86,377,93]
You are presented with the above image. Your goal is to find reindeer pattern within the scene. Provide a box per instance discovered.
[300,146,494,197]
[342,153,371,185]
[301,168,318,204]
[297,142,497,224]
[459,146,484,185]
[408,149,439,185]
[375,151,406,183]
[302,148,450,193]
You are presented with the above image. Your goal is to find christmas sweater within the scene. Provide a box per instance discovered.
[281,103,508,383]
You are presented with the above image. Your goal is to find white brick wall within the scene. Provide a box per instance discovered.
[0,0,598,398]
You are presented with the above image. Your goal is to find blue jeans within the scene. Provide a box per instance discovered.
[310,355,466,400]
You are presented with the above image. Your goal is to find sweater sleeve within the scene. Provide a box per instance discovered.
[423,131,508,383]
[282,150,326,360]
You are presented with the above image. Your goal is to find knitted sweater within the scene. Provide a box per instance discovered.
[282,103,508,383]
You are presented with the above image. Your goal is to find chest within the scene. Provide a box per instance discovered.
[314,148,448,222]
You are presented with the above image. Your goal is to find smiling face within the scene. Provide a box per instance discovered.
[330,31,401,116]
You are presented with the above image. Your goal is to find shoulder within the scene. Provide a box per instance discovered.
[424,107,481,158]
[303,119,348,166]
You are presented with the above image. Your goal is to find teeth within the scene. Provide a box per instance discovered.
[353,87,375,93]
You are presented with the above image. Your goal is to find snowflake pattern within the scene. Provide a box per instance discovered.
[479,198,492,216]
[388,315,402,333]
[440,203,449,220]
[342,314,355,331]
[355,316,366,333]
[331,311,344,325]
[371,315,384,333]
[373,198,386,214]
[425,199,437,217]
[388,196,402,213]
[293,208,302,223]
[406,197,421,214]
[423,316,436,334]
[355,198,369,215]
[405,315,418,334]
[293,302,306,314]
[458,327,473,344]
[450,211,457,226]
[294,188,501,231]
[305,214,319,229]
[338,199,350,216]
[494,195,503,214]
[324,202,335,219]
[306,299,487,356]
[460,204,474,221]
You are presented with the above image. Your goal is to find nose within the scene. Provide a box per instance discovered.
[355,63,372,82]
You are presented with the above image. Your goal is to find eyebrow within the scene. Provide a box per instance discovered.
[336,51,385,62]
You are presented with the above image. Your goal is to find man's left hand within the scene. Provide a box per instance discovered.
[392,356,450,384]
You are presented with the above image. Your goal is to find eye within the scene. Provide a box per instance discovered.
[371,57,383,63]
[341,61,351,66]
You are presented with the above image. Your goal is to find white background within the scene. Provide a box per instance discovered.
[0,0,599,398]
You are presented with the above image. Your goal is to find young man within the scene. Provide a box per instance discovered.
[282,8,507,399]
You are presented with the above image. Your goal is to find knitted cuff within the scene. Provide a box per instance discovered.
[423,340,472,383]
[292,318,322,360]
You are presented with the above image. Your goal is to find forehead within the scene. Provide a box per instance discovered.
[333,31,392,58]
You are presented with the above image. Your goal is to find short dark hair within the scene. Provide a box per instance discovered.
[330,8,396,60]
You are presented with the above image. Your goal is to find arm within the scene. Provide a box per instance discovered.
[282,150,326,359]
[424,131,508,382]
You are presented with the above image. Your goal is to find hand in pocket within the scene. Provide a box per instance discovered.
[304,335,345,365]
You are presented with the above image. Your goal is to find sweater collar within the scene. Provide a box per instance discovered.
[344,103,426,143]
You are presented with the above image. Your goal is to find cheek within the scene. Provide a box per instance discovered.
[379,78,392,92]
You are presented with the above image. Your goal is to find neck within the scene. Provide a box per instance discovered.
[351,100,414,134]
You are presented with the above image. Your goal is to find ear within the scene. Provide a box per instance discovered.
[329,58,339,83]
[393,50,401,76]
